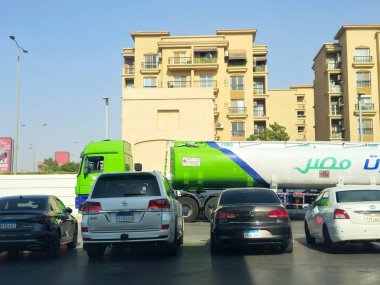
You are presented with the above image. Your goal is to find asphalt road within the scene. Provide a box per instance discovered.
[1,220,380,285]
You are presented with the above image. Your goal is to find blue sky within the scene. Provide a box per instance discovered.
[1,0,380,171]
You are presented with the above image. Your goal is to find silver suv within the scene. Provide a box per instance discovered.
[81,171,183,259]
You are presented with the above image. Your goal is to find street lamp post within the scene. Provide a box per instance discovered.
[9,35,28,174]
[102,97,110,140]
[21,124,48,172]
[358,93,364,142]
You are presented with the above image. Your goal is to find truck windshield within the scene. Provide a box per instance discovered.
[91,174,160,198]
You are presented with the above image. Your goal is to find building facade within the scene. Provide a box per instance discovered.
[313,25,380,142]
[122,29,314,151]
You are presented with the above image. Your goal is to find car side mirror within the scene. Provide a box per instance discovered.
[174,190,182,198]
[65,207,73,214]
[83,159,89,176]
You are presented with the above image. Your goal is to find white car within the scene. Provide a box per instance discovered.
[304,185,380,249]
[81,171,183,259]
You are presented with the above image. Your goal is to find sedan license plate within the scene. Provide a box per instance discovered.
[0,222,17,230]
[116,212,133,222]
[244,230,261,238]
[365,214,380,223]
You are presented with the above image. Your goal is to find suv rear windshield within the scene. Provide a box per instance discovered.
[336,190,380,203]
[219,189,280,205]
[91,174,161,198]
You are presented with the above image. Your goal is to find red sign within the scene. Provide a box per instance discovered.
[0,137,13,173]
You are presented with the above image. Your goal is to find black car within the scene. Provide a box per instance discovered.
[0,195,78,258]
[210,188,293,254]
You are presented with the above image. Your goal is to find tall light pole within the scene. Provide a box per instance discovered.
[102,97,110,140]
[358,92,364,142]
[9,35,28,174]
[21,123,48,172]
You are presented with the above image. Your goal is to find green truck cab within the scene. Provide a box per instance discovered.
[75,140,133,208]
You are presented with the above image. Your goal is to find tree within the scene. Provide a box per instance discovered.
[247,122,290,141]
[39,158,80,173]
[39,158,59,173]
[60,162,80,173]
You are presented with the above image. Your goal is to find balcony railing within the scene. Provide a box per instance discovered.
[354,56,373,63]
[228,61,246,67]
[363,128,374,135]
[327,62,341,69]
[193,57,217,64]
[229,107,247,114]
[167,81,191,88]
[232,131,245,137]
[253,65,266,72]
[331,131,343,139]
[357,80,371,87]
[254,109,265,117]
[231,84,244,91]
[355,104,375,111]
[253,86,264,94]
[141,62,159,69]
[193,80,217,88]
[254,128,265,135]
[329,85,342,92]
[124,65,135,74]
[168,57,192,64]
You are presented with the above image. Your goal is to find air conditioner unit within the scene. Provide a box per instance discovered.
[337,74,343,81]
[337,53,342,62]
[254,101,258,107]
[338,121,343,126]
[215,122,224,129]
[157,52,162,59]
[224,51,229,57]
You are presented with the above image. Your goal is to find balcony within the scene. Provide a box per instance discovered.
[330,105,343,115]
[327,62,341,70]
[254,110,266,117]
[354,103,376,116]
[167,81,191,88]
[253,85,265,95]
[227,60,247,73]
[353,56,374,68]
[227,107,248,119]
[140,62,159,74]
[331,131,344,139]
[329,85,342,93]
[193,80,217,88]
[253,65,267,73]
[167,57,218,70]
[124,65,135,78]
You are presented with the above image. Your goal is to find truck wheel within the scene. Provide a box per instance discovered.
[204,197,218,222]
[178,197,199,223]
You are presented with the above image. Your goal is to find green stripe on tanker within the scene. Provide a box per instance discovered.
[170,141,261,191]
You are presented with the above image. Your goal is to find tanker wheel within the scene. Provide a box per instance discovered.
[204,197,219,222]
[178,197,199,223]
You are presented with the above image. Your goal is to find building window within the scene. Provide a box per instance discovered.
[356,96,374,111]
[298,126,305,133]
[143,77,157,88]
[356,72,371,87]
[331,119,344,139]
[360,119,373,135]
[354,48,371,63]
[231,122,245,137]
[230,76,244,91]
[172,75,188,88]
[125,79,134,89]
[297,111,306,117]
[297,96,305,102]
[200,75,214,87]
[254,100,265,117]
[142,54,158,69]
[173,51,188,64]
[229,100,246,114]
[254,122,266,134]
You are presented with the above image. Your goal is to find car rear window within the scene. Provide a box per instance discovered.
[336,190,380,203]
[91,174,161,198]
[0,198,47,211]
[219,189,280,205]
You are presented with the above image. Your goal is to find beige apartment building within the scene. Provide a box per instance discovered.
[313,25,380,142]
[121,29,316,169]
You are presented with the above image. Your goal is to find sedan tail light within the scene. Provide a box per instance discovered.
[268,209,288,218]
[334,209,350,219]
[216,211,237,219]
[82,201,102,214]
[148,199,170,211]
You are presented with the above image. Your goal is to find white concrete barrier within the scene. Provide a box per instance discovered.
[0,174,78,215]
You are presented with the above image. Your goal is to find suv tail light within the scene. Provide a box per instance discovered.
[268,209,288,218]
[334,209,350,219]
[82,201,102,214]
[216,211,237,219]
[148,199,170,211]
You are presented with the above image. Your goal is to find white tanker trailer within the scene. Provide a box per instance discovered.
[168,141,380,222]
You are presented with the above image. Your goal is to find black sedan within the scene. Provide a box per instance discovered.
[210,188,293,254]
[0,195,78,259]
